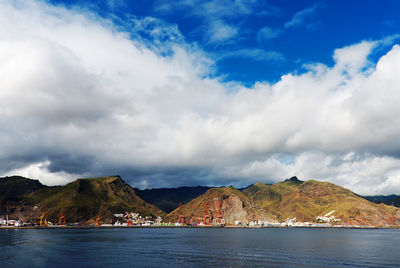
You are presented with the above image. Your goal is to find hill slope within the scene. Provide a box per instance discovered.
[0,176,47,221]
[0,176,46,202]
[166,186,276,225]
[242,176,303,221]
[28,176,165,223]
[243,178,400,226]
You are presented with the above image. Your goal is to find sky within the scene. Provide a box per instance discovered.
[1,0,400,195]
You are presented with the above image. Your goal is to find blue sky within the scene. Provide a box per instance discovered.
[48,0,400,84]
[2,0,400,195]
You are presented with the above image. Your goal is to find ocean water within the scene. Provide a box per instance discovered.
[0,228,399,267]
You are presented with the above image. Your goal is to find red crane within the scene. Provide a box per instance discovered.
[215,195,224,224]
[203,202,211,225]
[178,203,186,225]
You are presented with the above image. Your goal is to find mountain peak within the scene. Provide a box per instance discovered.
[285,176,298,181]
[284,176,303,184]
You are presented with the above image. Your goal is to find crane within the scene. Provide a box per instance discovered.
[178,203,186,225]
[96,213,102,226]
[214,194,224,225]
[59,208,66,225]
[40,210,47,226]
[203,202,211,225]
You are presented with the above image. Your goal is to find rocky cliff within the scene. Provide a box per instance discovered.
[165,186,276,225]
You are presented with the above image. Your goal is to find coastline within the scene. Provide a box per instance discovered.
[1,225,399,230]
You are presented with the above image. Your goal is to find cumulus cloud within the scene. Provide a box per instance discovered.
[1,0,400,195]
[234,152,400,195]
[3,161,81,186]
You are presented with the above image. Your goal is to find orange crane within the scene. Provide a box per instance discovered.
[40,210,47,226]
[178,203,186,225]
[203,202,211,225]
[59,208,66,225]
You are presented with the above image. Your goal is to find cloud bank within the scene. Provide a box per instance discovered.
[1,0,400,195]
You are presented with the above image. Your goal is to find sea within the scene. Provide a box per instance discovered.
[0,227,399,267]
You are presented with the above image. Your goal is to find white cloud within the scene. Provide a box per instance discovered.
[107,0,126,10]
[1,0,400,195]
[155,0,280,44]
[218,49,285,62]
[206,20,239,44]
[155,0,265,19]
[284,3,321,29]
[257,3,322,46]
[4,161,80,186]
[257,26,282,44]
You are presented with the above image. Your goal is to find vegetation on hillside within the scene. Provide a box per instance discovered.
[28,176,165,223]
[243,178,400,226]
[1,175,400,226]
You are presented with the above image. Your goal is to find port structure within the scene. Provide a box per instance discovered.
[178,202,186,225]
[203,202,211,225]
[214,195,224,225]
[96,212,102,226]
[40,210,47,226]
[59,208,66,225]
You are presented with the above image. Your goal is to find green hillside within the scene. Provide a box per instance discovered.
[2,175,400,227]
[242,177,303,220]
[0,176,46,201]
[28,176,165,223]
[243,178,400,226]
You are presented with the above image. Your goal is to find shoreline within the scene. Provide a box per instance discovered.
[1,225,399,230]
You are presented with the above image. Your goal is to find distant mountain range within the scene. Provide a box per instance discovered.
[1,175,400,226]
[363,195,400,207]
[134,186,210,213]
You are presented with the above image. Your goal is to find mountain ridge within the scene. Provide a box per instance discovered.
[1,175,400,226]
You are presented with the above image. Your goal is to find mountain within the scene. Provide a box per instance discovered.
[363,195,400,207]
[27,176,165,223]
[2,175,400,227]
[0,175,165,223]
[242,176,303,221]
[243,178,400,226]
[165,186,276,225]
[135,186,211,213]
[0,176,46,202]
[0,176,48,221]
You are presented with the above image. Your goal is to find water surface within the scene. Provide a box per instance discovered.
[0,228,399,267]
